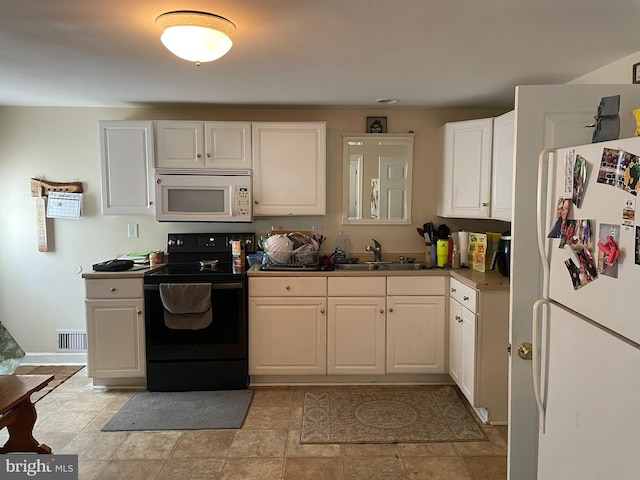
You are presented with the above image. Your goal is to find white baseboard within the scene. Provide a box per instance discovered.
[22,352,87,365]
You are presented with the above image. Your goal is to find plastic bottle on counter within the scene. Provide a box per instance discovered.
[452,245,461,269]
[334,231,350,264]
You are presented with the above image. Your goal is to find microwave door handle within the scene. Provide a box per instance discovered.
[229,185,235,217]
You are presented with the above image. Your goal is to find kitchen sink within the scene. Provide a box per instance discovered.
[334,262,428,271]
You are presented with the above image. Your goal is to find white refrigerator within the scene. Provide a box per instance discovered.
[534,136,640,478]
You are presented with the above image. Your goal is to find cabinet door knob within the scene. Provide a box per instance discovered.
[463,296,469,301]
[482,202,488,207]
[451,288,456,293]
[137,310,142,315]
[388,307,394,313]
[379,309,384,314]
[197,153,202,158]
[207,153,211,157]
[320,308,325,314]
[110,287,116,292]
[254,200,259,204]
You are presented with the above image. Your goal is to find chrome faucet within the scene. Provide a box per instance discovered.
[365,239,383,263]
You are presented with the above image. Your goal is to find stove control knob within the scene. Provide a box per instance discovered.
[176,239,184,246]
[168,239,176,246]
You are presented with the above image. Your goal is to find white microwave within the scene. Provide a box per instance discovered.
[155,170,252,222]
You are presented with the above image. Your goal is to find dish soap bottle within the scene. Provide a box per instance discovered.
[334,231,350,264]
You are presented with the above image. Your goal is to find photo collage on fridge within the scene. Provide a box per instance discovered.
[547,146,640,290]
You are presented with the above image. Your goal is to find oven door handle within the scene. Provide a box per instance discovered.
[144,282,244,291]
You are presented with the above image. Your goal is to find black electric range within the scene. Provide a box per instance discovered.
[143,232,255,391]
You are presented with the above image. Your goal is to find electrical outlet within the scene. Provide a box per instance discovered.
[127,223,138,238]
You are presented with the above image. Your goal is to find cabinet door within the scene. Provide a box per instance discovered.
[459,303,477,404]
[99,121,155,215]
[386,296,445,374]
[155,121,205,168]
[438,118,493,218]
[249,297,326,375]
[327,297,386,375]
[448,298,462,385]
[85,299,145,378]
[252,122,326,215]
[203,122,252,169]
[491,110,515,222]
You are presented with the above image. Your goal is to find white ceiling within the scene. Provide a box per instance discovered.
[2,0,640,108]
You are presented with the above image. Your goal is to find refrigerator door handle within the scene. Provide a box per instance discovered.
[537,148,557,299]
[532,298,549,433]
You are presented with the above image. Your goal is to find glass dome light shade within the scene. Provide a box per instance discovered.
[160,26,233,63]
[156,11,236,64]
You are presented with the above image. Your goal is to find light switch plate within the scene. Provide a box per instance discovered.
[127,223,138,238]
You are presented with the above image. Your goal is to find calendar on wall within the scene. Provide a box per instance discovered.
[46,192,82,219]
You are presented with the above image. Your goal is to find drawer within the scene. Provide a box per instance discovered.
[249,277,327,297]
[328,277,386,296]
[85,278,143,299]
[387,276,445,296]
[449,278,477,312]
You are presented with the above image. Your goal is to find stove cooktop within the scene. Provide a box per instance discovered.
[144,262,247,284]
[143,232,255,284]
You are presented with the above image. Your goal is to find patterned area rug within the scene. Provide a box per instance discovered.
[12,365,84,402]
[301,386,487,444]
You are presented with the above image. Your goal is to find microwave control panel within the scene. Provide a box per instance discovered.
[235,187,251,218]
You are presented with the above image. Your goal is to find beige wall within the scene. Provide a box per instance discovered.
[0,106,508,353]
[570,50,640,85]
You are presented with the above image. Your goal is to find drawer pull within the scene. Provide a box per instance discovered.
[110,287,116,292]
[285,285,291,290]
[463,295,469,301]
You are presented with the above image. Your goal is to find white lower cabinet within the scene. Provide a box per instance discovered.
[327,277,386,375]
[449,296,476,402]
[249,277,327,375]
[84,278,146,382]
[249,275,447,379]
[386,276,446,374]
[448,277,509,423]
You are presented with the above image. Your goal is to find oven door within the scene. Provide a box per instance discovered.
[154,173,252,222]
[144,281,247,362]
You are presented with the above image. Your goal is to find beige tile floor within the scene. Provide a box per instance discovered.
[1,369,508,480]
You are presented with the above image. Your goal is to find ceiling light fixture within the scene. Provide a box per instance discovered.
[155,10,236,66]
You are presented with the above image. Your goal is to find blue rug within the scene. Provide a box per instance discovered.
[102,390,253,431]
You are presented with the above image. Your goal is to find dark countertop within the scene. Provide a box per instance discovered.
[81,266,152,279]
[83,264,510,291]
[248,266,510,291]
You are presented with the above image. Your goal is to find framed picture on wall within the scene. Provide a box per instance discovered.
[633,62,640,84]
[366,117,387,133]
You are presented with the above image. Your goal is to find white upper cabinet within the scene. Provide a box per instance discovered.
[252,122,326,216]
[99,120,155,215]
[490,111,515,222]
[438,118,493,218]
[438,113,514,220]
[155,121,251,170]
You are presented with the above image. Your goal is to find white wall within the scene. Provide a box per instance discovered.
[570,51,640,84]
[0,105,508,355]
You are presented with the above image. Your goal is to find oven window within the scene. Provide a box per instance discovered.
[167,188,227,214]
